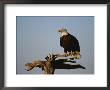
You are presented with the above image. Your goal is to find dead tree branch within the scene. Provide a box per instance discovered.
[25,54,56,74]
[25,53,81,74]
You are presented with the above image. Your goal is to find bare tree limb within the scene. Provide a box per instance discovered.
[25,54,56,74]
[25,53,81,74]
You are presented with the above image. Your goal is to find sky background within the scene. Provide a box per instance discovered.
[16,16,94,74]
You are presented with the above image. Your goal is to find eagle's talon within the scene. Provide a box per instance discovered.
[77,54,81,59]
[71,51,75,56]
[70,51,72,56]
[64,53,68,57]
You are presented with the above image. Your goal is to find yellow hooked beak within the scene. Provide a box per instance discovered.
[58,29,61,32]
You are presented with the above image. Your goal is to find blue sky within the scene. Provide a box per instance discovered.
[16,16,94,74]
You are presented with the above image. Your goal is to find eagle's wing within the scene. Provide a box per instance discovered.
[60,37,63,47]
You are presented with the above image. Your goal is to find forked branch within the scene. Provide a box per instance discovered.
[25,53,81,74]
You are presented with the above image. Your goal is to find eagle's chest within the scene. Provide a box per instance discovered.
[61,35,72,42]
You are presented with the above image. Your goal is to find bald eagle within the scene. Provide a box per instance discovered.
[58,28,81,59]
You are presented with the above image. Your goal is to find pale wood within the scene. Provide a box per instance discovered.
[25,53,81,74]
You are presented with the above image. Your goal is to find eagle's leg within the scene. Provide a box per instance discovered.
[70,51,72,56]
[67,51,70,56]
[64,52,68,57]
[74,51,81,59]
[68,51,74,60]
[64,51,70,57]
[70,51,74,56]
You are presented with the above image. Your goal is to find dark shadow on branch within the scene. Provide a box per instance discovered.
[25,54,86,74]
[54,59,86,69]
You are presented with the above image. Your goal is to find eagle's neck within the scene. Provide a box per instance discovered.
[61,32,68,37]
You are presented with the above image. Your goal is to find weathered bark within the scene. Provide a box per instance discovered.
[25,54,56,74]
[25,53,81,74]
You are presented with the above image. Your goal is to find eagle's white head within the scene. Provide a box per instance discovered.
[58,28,68,37]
